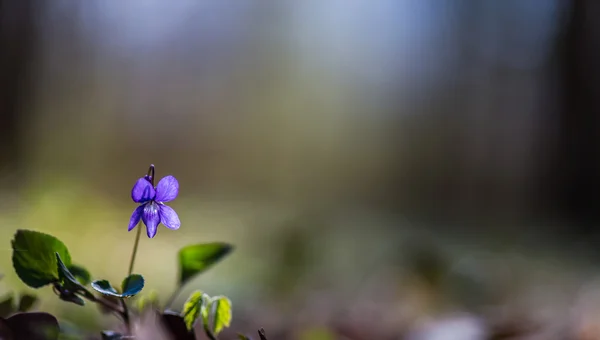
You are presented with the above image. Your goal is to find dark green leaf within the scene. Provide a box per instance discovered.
[121,274,144,297]
[91,274,144,298]
[162,311,196,340]
[91,280,118,297]
[210,296,232,335]
[11,230,72,288]
[66,264,91,285]
[182,291,204,331]
[178,243,233,286]
[5,312,60,340]
[17,294,38,312]
[54,253,93,305]
[0,293,14,318]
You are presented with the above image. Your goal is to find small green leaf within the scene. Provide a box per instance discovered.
[91,275,144,298]
[54,253,93,304]
[0,293,14,318]
[91,281,119,297]
[11,230,72,288]
[237,334,252,340]
[178,243,233,286]
[17,294,38,312]
[210,296,232,335]
[121,274,144,297]
[66,265,91,285]
[181,290,204,331]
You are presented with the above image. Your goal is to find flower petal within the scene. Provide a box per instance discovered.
[142,202,160,238]
[155,176,179,202]
[128,205,144,231]
[131,177,155,203]
[159,204,180,230]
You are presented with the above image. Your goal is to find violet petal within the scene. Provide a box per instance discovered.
[159,205,181,230]
[131,177,155,203]
[155,176,179,202]
[142,202,160,238]
[128,205,145,231]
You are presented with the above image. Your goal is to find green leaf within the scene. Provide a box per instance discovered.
[11,230,72,288]
[90,280,118,296]
[121,274,144,297]
[178,243,233,286]
[17,294,38,312]
[54,253,93,304]
[210,296,232,335]
[66,265,91,286]
[0,293,14,318]
[181,290,204,331]
[237,334,252,340]
[91,274,144,298]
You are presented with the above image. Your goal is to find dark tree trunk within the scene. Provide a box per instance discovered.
[553,0,600,233]
[0,0,36,180]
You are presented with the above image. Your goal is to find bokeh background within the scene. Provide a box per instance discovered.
[2,0,600,339]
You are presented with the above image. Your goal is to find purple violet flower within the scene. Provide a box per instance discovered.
[128,165,180,238]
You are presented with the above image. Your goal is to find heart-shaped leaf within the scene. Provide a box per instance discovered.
[91,274,144,298]
[17,294,38,312]
[210,296,232,335]
[11,230,72,288]
[4,312,60,340]
[178,243,233,286]
[67,264,91,285]
[182,291,205,331]
[162,311,196,340]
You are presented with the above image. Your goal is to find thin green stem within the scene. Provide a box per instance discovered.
[127,224,143,277]
[121,223,143,331]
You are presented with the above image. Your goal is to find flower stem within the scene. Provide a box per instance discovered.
[127,224,142,277]
[121,222,143,331]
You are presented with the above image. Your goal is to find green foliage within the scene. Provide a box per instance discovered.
[91,274,144,298]
[66,265,91,286]
[182,290,206,331]
[17,294,38,312]
[180,290,233,336]
[178,243,233,286]
[54,253,92,305]
[11,230,72,288]
[0,293,14,318]
[210,296,232,335]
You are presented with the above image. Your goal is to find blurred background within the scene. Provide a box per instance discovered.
[2,0,600,339]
